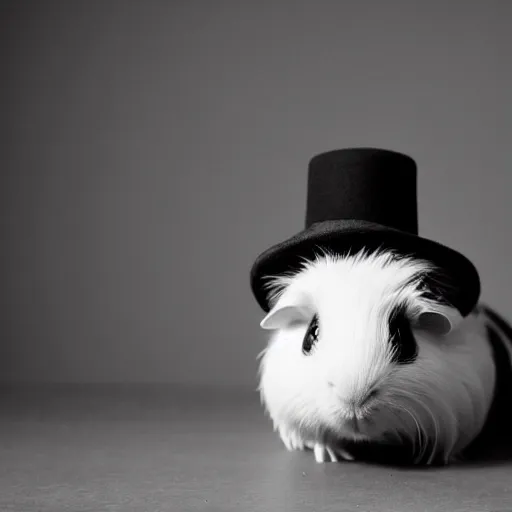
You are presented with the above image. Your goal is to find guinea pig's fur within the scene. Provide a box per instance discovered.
[257,249,505,465]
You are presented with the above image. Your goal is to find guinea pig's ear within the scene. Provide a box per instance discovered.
[260,294,312,330]
[417,306,463,336]
[415,271,466,335]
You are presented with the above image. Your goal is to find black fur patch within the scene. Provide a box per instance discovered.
[463,306,512,461]
[416,268,461,311]
[388,304,418,364]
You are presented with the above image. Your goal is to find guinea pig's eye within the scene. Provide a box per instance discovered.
[302,314,319,355]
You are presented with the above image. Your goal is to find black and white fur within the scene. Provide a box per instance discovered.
[257,249,512,465]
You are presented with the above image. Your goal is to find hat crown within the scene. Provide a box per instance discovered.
[305,148,418,233]
[250,147,480,317]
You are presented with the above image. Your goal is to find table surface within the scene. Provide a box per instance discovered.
[0,384,511,512]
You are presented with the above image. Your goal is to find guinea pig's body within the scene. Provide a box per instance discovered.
[258,250,512,465]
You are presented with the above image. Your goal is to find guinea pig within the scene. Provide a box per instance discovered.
[257,249,512,465]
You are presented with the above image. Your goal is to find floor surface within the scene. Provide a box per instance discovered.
[0,385,511,512]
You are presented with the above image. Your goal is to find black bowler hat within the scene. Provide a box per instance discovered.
[250,148,480,317]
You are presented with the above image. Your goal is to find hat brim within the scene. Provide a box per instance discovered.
[250,219,480,317]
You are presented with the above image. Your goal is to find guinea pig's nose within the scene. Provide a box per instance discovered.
[328,381,380,410]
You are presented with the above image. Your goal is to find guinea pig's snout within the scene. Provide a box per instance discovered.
[327,381,380,416]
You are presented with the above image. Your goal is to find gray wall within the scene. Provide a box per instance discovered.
[0,0,510,386]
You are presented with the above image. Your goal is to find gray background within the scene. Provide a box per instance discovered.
[0,0,510,387]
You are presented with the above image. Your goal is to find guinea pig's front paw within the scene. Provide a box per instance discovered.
[311,442,355,463]
[278,425,310,451]
[277,425,354,463]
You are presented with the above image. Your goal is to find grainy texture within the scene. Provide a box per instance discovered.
[0,385,510,512]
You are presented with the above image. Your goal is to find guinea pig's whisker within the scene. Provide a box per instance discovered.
[390,403,416,451]
[389,399,425,462]
[404,398,431,463]
[389,387,435,462]
[402,406,424,460]
[414,398,441,465]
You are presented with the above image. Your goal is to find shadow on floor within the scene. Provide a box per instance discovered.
[337,435,512,470]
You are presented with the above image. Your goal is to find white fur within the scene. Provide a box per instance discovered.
[257,250,496,465]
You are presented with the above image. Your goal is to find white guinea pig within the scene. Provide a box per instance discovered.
[257,249,512,465]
